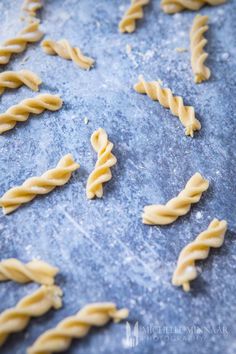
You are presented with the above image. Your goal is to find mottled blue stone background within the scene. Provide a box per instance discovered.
[0,0,235,353]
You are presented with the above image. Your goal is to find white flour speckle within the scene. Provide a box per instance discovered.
[221,53,229,61]
[196,211,203,220]
[142,49,155,62]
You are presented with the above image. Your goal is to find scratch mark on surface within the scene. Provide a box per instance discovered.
[59,207,105,253]
[112,235,160,283]
[60,207,160,284]
[142,239,159,259]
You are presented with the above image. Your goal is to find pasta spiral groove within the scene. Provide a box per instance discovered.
[0,21,43,65]
[0,154,80,214]
[41,39,94,70]
[0,94,63,134]
[142,173,209,225]
[86,128,117,199]
[28,302,129,354]
[0,285,63,346]
[0,70,42,95]
[190,15,211,83]
[161,0,226,14]
[172,219,227,291]
[22,0,43,17]
[134,75,201,137]
[119,0,150,33]
[0,259,58,285]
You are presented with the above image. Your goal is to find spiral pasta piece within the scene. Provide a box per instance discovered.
[22,0,43,17]
[0,94,62,134]
[0,154,80,214]
[28,302,129,354]
[41,39,94,70]
[161,0,226,14]
[190,15,211,84]
[86,128,117,199]
[0,259,59,285]
[119,0,150,33]
[172,219,227,291]
[0,21,43,65]
[0,70,42,96]
[0,285,63,346]
[134,75,201,137]
[143,173,209,225]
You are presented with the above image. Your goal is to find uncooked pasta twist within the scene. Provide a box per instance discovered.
[28,302,129,354]
[22,0,43,17]
[134,75,201,136]
[143,173,209,225]
[0,21,43,65]
[0,259,59,285]
[119,0,150,33]
[190,15,211,84]
[161,0,226,14]
[41,39,94,70]
[0,154,80,214]
[172,219,227,291]
[0,70,42,95]
[86,128,117,199]
[0,94,62,134]
[0,285,63,346]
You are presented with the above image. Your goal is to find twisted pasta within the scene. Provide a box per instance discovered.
[0,94,62,134]
[161,0,226,14]
[0,70,42,95]
[0,285,62,346]
[0,154,80,214]
[119,0,150,33]
[190,15,211,84]
[86,128,117,199]
[41,39,94,70]
[0,259,58,285]
[143,173,209,225]
[0,21,43,65]
[28,302,129,354]
[22,0,43,17]
[172,219,227,291]
[134,75,201,137]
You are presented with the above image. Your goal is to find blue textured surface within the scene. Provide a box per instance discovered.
[0,0,235,353]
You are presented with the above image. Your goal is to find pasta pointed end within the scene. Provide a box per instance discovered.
[111,308,129,323]
[185,119,201,137]
[183,282,191,292]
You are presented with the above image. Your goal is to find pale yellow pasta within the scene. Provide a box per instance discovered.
[41,39,94,70]
[161,0,226,14]
[134,75,201,137]
[119,0,150,33]
[190,15,211,84]
[0,259,58,285]
[0,285,62,346]
[143,173,209,225]
[172,219,227,291]
[22,0,43,17]
[0,154,80,215]
[28,302,129,354]
[0,21,43,65]
[0,94,62,134]
[86,128,117,199]
[0,70,42,95]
